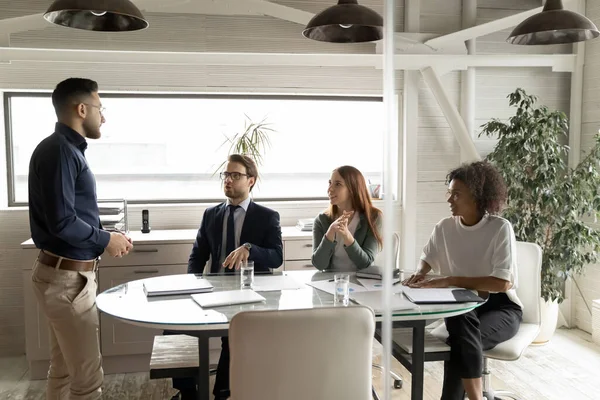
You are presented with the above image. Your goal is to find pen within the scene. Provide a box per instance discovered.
[328,279,335,282]
[392,280,403,286]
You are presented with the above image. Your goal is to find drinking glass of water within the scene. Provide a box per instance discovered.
[241,261,254,289]
[334,273,350,306]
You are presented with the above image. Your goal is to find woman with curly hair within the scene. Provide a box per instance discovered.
[403,161,522,400]
[312,165,382,271]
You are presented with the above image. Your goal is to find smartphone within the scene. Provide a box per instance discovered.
[141,209,151,233]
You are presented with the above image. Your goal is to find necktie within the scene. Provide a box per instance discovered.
[225,205,240,258]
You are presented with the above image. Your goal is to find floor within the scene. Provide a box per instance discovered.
[1,328,599,400]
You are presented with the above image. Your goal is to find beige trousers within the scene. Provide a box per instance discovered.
[31,260,103,400]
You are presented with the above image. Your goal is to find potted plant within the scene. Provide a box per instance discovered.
[480,88,600,343]
[214,115,276,179]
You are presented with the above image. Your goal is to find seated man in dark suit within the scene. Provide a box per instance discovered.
[173,154,283,400]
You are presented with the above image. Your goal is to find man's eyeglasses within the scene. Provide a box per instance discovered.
[83,103,106,114]
[220,172,250,181]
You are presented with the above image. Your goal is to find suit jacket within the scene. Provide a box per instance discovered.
[188,201,283,274]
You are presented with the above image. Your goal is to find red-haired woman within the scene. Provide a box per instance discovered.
[312,166,383,271]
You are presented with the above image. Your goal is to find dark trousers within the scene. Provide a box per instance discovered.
[441,293,522,400]
[213,337,230,398]
[165,332,229,399]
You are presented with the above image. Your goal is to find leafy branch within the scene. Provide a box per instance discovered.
[213,115,276,179]
[480,88,600,303]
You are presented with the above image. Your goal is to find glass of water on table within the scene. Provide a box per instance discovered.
[334,273,350,306]
[241,261,254,289]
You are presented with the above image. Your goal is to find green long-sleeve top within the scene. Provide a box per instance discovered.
[311,212,382,271]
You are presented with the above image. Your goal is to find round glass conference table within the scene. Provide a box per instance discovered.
[97,271,480,400]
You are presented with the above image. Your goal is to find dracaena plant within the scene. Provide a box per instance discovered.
[480,88,600,303]
[214,115,276,179]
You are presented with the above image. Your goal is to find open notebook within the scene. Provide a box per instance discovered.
[143,274,214,297]
[192,290,266,308]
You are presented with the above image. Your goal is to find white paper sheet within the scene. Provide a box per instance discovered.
[350,291,418,312]
[357,278,384,291]
[306,280,367,295]
[357,278,405,293]
[252,275,305,292]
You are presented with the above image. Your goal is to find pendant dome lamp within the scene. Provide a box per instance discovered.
[507,0,599,45]
[302,0,383,43]
[44,0,149,32]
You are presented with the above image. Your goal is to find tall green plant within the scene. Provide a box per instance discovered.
[480,88,600,303]
[214,115,276,174]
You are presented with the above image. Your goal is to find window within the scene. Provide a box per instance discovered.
[6,93,384,204]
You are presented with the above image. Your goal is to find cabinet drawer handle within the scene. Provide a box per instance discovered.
[303,264,314,268]
[133,248,159,253]
[134,269,159,274]
[303,244,312,248]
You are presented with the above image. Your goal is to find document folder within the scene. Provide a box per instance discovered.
[401,287,484,304]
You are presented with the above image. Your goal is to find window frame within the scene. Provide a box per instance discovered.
[4,92,385,207]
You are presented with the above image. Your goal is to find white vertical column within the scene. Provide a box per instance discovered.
[381,1,397,399]
[0,94,7,207]
[568,0,584,170]
[460,0,477,162]
[564,0,587,330]
[400,0,419,279]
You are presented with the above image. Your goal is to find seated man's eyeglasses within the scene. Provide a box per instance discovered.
[220,172,250,181]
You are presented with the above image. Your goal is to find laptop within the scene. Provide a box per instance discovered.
[401,287,485,304]
[143,274,214,297]
[191,290,266,308]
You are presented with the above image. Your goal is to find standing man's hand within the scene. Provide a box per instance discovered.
[122,232,133,245]
[106,232,133,257]
[223,245,250,270]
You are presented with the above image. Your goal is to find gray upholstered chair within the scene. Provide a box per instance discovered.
[431,241,543,400]
[229,306,375,400]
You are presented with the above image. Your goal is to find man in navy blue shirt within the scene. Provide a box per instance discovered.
[29,78,133,400]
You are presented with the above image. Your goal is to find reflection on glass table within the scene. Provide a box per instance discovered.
[96,270,481,330]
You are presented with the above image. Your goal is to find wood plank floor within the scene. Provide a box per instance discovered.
[1,328,599,399]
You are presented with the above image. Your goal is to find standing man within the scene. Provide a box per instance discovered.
[176,154,283,400]
[28,78,133,400]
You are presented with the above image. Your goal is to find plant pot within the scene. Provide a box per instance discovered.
[533,298,559,344]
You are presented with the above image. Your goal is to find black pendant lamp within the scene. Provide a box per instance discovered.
[507,0,599,45]
[44,0,148,32]
[303,0,383,43]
